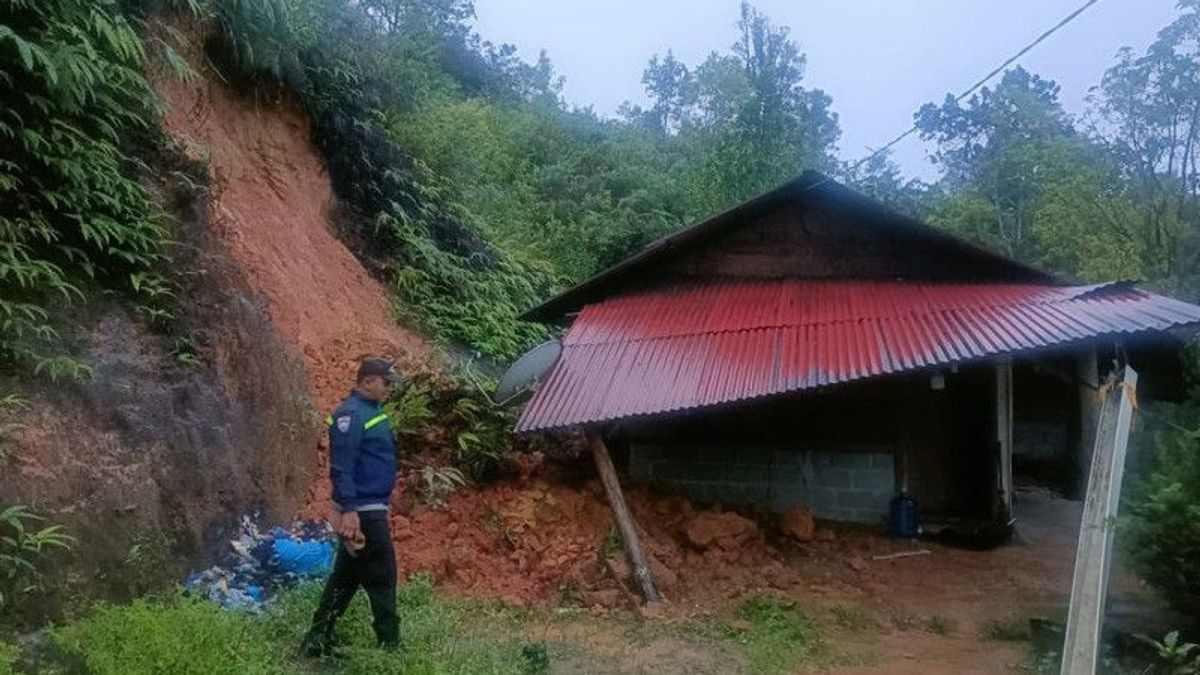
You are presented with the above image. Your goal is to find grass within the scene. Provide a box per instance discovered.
[40,574,533,675]
[2,583,861,674]
[726,597,833,674]
[0,642,17,675]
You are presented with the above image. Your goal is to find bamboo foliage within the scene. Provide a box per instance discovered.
[0,0,168,377]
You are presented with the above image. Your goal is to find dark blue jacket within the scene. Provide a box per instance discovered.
[327,390,396,511]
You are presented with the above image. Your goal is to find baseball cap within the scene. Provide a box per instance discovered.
[357,357,404,385]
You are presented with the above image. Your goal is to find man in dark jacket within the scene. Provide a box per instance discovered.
[303,357,401,656]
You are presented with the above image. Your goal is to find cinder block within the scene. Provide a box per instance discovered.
[809,501,840,519]
[838,490,886,510]
[810,486,840,511]
[868,453,895,469]
[832,453,873,468]
[664,462,726,482]
[713,483,770,505]
[721,465,771,484]
[769,491,807,512]
[814,468,853,488]
[852,468,894,490]
[770,467,806,487]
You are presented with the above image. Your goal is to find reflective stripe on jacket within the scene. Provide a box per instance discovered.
[327,391,396,511]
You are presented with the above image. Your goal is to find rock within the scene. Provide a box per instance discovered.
[445,540,475,574]
[848,557,867,572]
[639,600,669,620]
[587,588,622,607]
[390,515,413,539]
[730,619,752,632]
[648,555,678,593]
[779,508,815,542]
[685,511,758,549]
[565,556,601,587]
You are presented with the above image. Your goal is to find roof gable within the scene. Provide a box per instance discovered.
[523,171,1056,323]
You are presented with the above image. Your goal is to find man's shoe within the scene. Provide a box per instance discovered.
[379,640,403,654]
[301,632,346,659]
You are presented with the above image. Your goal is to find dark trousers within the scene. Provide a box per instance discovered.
[307,510,398,647]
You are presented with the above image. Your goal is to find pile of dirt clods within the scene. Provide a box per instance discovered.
[389,463,810,610]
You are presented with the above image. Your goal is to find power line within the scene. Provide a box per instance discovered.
[847,0,1102,174]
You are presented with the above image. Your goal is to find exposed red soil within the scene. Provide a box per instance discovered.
[390,474,784,606]
[391,476,1158,673]
[149,31,429,519]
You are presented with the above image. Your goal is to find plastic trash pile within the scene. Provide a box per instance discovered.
[185,515,335,612]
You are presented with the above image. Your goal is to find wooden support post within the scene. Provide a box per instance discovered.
[587,433,661,602]
[1060,367,1138,675]
[1075,347,1100,499]
[994,360,1014,522]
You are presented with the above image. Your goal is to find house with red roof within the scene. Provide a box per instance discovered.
[518,171,1200,531]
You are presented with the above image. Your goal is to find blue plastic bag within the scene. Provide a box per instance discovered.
[273,538,334,576]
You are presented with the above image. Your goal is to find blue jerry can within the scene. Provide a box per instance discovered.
[888,492,919,538]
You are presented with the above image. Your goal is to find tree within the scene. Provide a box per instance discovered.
[1090,1,1200,288]
[668,3,840,214]
[636,50,696,134]
[839,151,928,219]
[916,68,1078,259]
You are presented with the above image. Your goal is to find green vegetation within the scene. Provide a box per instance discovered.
[51,596,291,675]
[46,576,532,675]
[1124,394,1200,620]
[0,0,170,378]
[1135,631,1200,674]
[0,505,73,618]
[11,0,1200,365]
[0,394,26,462]
[187,0,1200,369]
[727,596,830,674]
[381,371,521,481]
[1,580,858,675]
[0,642,17,675]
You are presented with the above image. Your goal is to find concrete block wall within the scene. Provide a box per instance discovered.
[629,444,894,523]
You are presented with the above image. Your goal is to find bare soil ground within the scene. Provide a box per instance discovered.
[407,482,1161,674]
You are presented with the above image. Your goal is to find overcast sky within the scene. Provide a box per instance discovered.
[473,0,1180,181]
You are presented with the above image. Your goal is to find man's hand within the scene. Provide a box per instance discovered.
[338,510,361,541]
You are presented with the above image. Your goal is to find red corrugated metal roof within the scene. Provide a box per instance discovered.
[517,280,1200,432]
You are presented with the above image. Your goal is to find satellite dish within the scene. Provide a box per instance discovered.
[496,339,562,403]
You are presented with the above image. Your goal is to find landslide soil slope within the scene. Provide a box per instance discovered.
[150,38,428,514]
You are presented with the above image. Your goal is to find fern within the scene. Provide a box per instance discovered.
[0,505,73,612]
[0,0,170,375]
